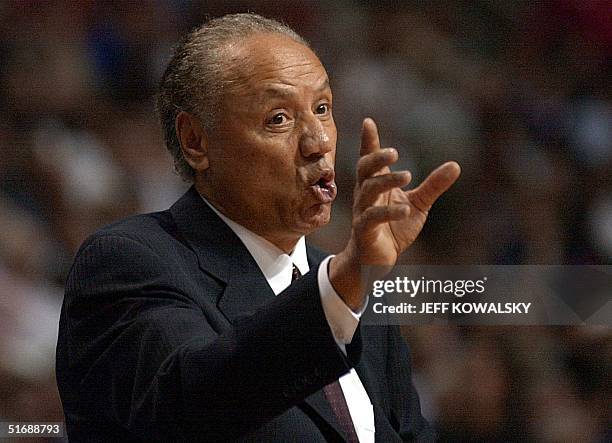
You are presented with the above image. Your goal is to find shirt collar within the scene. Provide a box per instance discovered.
[201,196,309,295]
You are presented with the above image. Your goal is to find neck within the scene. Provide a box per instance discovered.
[197,185,300,254]
[257,232,300,255]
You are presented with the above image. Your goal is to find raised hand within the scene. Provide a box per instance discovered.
[353,118,461,264]
[330,118,461,310]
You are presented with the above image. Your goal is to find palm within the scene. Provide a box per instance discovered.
[389,187,428,246]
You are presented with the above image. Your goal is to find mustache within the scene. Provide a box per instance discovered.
[305,163,335,186]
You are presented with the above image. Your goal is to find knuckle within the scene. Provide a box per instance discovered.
[361,206,374,221]
[359,152,387,174]
[357,156,368,170]
[360,178,375,195]
[352,214,366,231]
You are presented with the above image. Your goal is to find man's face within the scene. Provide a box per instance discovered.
[200,33,338,250]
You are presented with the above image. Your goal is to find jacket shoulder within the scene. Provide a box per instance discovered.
[65,210,210,305]
[77,211,178,254]
[67,210,196,289]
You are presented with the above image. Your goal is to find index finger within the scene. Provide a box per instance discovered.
[360,117,381,156]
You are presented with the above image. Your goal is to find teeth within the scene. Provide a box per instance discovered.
[314,179,335,191]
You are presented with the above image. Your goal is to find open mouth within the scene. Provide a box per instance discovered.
[310,170,337,203]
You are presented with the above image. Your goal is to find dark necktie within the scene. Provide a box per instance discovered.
[291,264,360,442]
[292,263,301,283]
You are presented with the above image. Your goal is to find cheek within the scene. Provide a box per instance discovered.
[230,133,301,191]
[326,124,338,163]
[248,155,297,190]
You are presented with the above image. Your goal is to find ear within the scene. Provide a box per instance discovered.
[176,111,210,172]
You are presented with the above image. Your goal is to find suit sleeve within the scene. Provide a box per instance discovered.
[57,234,354,441]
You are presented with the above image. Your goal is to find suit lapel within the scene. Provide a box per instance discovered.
[170,186,275,322]
[218,270,275,322]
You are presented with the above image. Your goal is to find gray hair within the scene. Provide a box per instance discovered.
[156,13,310,181]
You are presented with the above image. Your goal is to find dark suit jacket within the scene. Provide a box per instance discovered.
[56,186,434,442]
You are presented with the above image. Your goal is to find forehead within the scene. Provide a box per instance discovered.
[221,33,330,100]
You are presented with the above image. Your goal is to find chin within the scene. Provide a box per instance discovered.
[298,204,332,233]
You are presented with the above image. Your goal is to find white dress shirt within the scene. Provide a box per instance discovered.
[202,198,375,442]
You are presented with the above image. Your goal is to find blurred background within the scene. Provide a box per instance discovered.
[0,0,610,441]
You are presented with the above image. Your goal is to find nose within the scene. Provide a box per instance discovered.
[298,116,334,158]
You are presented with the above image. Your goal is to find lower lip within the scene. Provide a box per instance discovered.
[310,182,337,203]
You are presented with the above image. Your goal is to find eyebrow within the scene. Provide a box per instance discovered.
[260,78,331,100]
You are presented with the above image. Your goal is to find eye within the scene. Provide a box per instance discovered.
[315,103,330,115]
[268,112,288,125]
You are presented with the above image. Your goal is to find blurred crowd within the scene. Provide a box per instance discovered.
[0,1,610,441]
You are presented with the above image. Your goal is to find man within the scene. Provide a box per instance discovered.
[56,13,460,442]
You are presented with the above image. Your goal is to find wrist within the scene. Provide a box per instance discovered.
[329,247,365,312]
